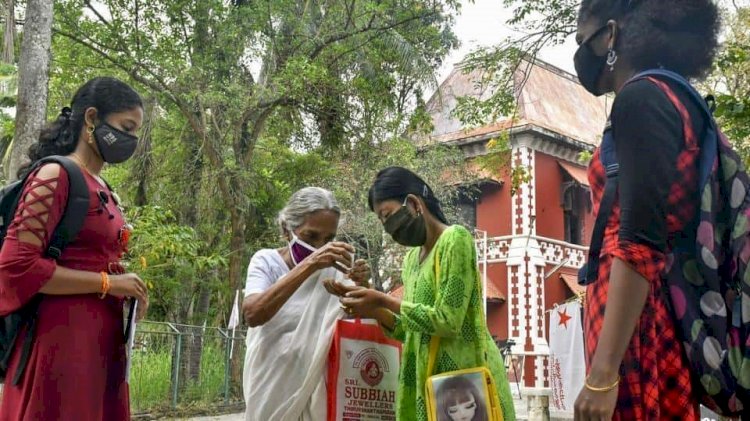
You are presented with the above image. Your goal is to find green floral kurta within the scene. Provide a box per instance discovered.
[387,225,515,421]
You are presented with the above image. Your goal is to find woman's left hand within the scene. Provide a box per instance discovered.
[348,259,370,287]
[340,288,386,319]
[134,296,149,322]
[574,373,619,421]
[323,278,363,297]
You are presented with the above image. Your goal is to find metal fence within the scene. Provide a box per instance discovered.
[129,321,247,414]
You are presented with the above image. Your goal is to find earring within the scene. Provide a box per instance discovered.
[87,126,95,144]
[607,48,618,71]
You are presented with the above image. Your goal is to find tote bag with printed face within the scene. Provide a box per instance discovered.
[424,253,503,421]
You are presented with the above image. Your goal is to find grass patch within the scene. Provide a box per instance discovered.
[130,346,173,412]
[130,342,241,413]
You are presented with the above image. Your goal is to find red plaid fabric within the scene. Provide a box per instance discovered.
[585,78,701,420]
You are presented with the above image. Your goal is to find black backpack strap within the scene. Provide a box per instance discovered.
[10,296,40,385]
[34,156,90,258]
[628,69,718,189]
[579,122,618,286]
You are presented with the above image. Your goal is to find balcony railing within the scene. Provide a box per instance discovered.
[476,235,588,269]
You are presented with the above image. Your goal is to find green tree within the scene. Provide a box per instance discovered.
[44,0,462,393]
[53,0,460,298]
[705,6,750,164]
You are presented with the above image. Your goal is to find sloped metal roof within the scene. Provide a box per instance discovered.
[424,59,611,147]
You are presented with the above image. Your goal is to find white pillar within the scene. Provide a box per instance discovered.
[507,138,551,406]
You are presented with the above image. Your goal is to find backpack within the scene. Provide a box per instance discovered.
[579,69,750,416]
[0,156,89,385]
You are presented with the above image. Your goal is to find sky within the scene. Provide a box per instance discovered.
[438,0,750,83]
[437,0,580,82]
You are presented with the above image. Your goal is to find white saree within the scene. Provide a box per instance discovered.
[243,266,348,421]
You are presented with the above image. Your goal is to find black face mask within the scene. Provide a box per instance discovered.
[94,123,138,164]
[574,24,610,96]
[383,197,427,247]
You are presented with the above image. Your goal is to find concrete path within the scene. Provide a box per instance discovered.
[175,395,530,420]
[171,414,243,421]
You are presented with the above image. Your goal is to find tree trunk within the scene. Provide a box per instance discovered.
[186,284,211,383]
[179,128,203,226]
[169,128,208,393]
[228,208,246,384]
[2,0,15,64]
[133,138,151,206]
[228,209,247,293]
[7,0,52,180]
[132,97,155,206]
[170,288,191,401]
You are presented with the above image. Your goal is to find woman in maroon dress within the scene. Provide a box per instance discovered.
[571,1,720,420]
[0,77,149,420]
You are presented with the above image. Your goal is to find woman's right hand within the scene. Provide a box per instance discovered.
[109,273,148,303]
[305,242,354,273]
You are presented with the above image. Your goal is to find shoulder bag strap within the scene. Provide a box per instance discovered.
[426,245,491,376]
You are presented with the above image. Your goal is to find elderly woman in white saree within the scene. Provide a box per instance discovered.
[241,187,369,421]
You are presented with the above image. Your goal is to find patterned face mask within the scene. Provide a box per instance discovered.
[288,232,317,266]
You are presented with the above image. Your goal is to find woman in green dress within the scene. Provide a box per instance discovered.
[337,167,515,421]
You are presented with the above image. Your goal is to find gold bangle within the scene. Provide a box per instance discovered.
[584,375,620,393]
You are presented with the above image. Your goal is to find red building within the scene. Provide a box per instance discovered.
[421,60,609,398]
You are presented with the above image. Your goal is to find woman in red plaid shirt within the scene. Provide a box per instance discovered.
[570,0,721,420]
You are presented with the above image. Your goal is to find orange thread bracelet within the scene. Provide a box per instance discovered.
[99,272,111,299]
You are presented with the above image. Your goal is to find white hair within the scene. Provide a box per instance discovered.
[277,187,340,234]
